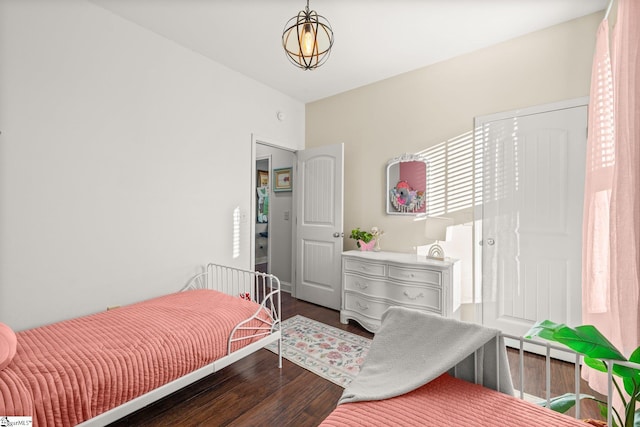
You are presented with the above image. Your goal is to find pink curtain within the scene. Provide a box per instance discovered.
[582,0,640,393]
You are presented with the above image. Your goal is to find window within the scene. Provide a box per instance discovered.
[417,130,479,216]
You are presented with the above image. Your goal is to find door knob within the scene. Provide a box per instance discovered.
[479,238,496,246]
[333,232,343,238]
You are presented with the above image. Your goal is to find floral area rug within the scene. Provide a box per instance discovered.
[266,315,371,387]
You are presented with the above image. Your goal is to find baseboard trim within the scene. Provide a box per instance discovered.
[279,281,292,294]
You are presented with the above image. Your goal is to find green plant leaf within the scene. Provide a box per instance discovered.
[617,365,640,380]
[598,401,609,420]
[585,357,640,383]
[629,347,640,364]
[526,321,626,361]
[624,347,640,379]
[527,321,637,426]
[584,356,608,373]
[625,394,638,427]
[525,320,564,341]
[553,325,626,360]
[620,348,640,398]
[349,228,373,243]
[598,402,621,427]
[536,393,597,413]
[623,375,640,398]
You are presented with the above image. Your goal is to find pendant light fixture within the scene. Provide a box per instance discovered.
[282,0,334,70]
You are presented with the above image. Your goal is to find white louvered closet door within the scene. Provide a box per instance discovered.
[478,100,587,342]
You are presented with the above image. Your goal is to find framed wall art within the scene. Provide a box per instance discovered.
[258,170,269,187]
[273,167,292,192]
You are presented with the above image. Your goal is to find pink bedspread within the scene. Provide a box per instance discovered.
[320,374,587,427]
[0,289,267,426]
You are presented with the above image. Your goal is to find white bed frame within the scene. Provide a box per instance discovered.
[475,333,640,426]
[77,263,282,427]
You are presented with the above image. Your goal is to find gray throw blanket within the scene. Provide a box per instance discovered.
[339,306,514,404]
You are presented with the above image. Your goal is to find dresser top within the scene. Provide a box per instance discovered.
[342,250,457,267]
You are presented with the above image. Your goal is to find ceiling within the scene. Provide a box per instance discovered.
[90,0,607,104]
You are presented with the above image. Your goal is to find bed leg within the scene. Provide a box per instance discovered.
[278,337,283,369]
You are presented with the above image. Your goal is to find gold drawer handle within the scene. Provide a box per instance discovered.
[356,282,369,289]
[356,301,369,310]
[403,291,424,300]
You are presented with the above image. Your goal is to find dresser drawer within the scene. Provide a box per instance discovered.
[344,274,441,311]
[343,273,388,296]
[386,282,442,311]
[343,293,390,320]
[343,258,386,277]
[388,265,441,285]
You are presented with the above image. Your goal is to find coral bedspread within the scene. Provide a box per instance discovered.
[0,289,266,426]
[320,373,586,427]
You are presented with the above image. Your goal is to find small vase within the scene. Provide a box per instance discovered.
[373,239,381,252]
[358,240,376,251]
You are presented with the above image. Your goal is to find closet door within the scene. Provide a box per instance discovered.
[477,100,587,339]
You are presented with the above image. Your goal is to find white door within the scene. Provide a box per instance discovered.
[295,143,344,310]
[478,100,587,337]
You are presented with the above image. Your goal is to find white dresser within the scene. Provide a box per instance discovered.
[340,250,460,333]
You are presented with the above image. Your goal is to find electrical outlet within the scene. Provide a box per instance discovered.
[284,211,290,220]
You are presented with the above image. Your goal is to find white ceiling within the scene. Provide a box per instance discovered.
[90,0,607,104]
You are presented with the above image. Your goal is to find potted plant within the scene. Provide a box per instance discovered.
[349,227,374,250]
[526,320,640,427]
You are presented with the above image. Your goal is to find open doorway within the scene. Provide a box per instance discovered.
[254,142,296,293]
[255,156,270,274]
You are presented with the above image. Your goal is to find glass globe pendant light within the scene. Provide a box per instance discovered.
[282,0,334,70]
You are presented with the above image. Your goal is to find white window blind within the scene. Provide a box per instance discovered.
[417,130,479,216]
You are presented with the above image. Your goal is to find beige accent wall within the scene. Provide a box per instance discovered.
[306,12,601,253]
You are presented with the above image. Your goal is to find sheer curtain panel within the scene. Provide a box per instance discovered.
[582,0,640,393]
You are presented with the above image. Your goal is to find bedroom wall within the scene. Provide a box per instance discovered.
[0,0,304,331]
[306,11,601,253]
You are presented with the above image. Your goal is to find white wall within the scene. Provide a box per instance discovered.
[0,0,304,331]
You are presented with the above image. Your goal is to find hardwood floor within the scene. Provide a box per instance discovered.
[506,349,605,421]
[108,293,603,426]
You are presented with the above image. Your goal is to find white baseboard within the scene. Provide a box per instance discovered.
[279,281,292,294]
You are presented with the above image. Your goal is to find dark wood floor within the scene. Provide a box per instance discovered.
[108,293,604,426]
[507,346,605,421]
